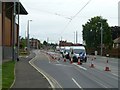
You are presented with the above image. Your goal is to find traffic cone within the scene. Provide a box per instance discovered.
[94,56,96,59]
[104,60,111,71]
[64,58,66,62]
[70,58,73,64]
[52,56,54,59]
[58,57,60,60]
[78,58,81,65]
[90,58,95,68]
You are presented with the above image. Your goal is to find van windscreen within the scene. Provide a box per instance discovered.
[73,49,85,54]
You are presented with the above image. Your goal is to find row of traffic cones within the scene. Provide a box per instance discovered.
[89,56,110,71]
[63,55,110,71]
[64,57,82,65]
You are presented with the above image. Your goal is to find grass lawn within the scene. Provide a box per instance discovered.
[19,49,29,56]
[19,51,28,56]
[2,61,15,89]
[0,64,2,90]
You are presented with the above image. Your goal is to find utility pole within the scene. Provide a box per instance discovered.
[27,20,32,52]
[47,37,49,50]
[61,36,62,41]
[12,1,16,61]
[76,31,78,44]
[17,1,20,59]
[47,37,49,43]
[74,31,75,44]
[101,23,103,56]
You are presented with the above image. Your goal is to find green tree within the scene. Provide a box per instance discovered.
[82,16,113,50]
[19,37,26,49]
[43,41,48,46]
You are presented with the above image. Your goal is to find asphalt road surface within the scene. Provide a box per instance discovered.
[29,50,119,89]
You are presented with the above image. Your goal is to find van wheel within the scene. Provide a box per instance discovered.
[85,57,87,62]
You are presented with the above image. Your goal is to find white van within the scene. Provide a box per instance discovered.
[70,46,87,63]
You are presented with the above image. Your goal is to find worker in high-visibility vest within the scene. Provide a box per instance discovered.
[63,50,66,58]
[70,48,74,62]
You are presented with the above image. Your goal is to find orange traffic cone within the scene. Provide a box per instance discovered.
[64,58,66,62]
[78,58,81,65]
[104,60,111,71]
[90,58,95,68]
[94,56,96,59]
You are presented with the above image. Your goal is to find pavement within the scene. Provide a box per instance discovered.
[11,51,52,89]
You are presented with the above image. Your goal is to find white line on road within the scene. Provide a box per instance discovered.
[43,53,51,63]
[111,73,118,77]
[73,63,87,70]
[56,60,59,63]
[55,64,73,67]
[29,60,55,88]
[26,56,28,58]
[29,52,62,89]
[72,78,82,89]
[94,80,108,88]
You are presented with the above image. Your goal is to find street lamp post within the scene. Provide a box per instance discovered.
[12,2,16,61]
[100,23,103,56]
[27,20,32,52]
[98,21,103,56]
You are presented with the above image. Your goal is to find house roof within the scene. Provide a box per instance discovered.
[1,0,28,15]
[16,2,28,15]
[114,37,120,43]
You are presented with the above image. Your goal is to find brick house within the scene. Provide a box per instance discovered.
[29,38,40,49]
[0,1,28,60]
[113,37,120,48]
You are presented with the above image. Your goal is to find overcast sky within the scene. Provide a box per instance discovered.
[19,0,119,44]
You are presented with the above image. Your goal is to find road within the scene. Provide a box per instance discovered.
[29,50,118,89]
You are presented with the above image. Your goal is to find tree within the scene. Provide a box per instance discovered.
[19,37,26,49]
[82,16,113,50]
[43,41,48,46]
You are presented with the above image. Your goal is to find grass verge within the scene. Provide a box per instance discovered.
[19,51,28,56]
[2,61,15,89]
[0,64,2,90]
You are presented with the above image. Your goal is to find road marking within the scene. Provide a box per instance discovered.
[29,53,62,89]
[56,60,59,63]
[73,63,87,70]
[29,60,55,88]
[111,73,118,77]
[95,80,108,88]
[43,53,51,64]
[55,64,73,67]
[26,56,28,58]
[74,66,108,88]
[72,78,82,89]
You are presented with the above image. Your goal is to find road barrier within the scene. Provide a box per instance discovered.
[90,57,95,68]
